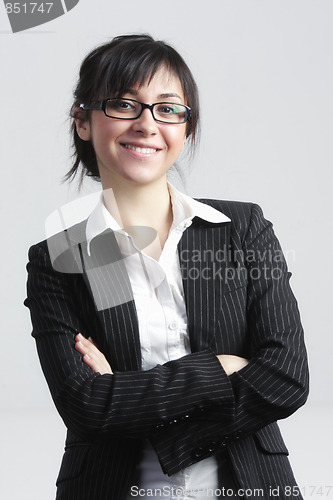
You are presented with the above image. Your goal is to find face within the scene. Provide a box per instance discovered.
[75,66,187,190]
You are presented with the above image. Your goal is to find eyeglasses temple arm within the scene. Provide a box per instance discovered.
[79,102,104,111]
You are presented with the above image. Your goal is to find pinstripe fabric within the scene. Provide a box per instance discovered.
[24,200,309,500]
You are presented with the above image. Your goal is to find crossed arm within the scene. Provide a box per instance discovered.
[75,333,250,376]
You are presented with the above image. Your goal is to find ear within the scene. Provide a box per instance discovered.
[73,107,91,141]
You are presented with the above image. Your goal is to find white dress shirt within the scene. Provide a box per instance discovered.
[86,183,230,500]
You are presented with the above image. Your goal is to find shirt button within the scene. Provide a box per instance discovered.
[168,321,177,330]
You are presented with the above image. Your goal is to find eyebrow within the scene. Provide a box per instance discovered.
[122,89,182,100]
[159,93,182,100]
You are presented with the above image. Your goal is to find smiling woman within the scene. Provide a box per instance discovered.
[67,34,199,183]
[74,66,188,191]
[24,34,309,500]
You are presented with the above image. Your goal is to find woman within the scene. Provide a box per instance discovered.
[25,34,309,500]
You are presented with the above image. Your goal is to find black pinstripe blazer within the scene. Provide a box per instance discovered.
[25,200,309,500]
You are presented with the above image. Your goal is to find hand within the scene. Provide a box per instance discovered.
[75,333,113,374]
[217,354,249,376]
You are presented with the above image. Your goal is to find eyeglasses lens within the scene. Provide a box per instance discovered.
[154,103,187,123]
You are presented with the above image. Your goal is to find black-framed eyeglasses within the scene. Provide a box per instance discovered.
[80,98,191,124]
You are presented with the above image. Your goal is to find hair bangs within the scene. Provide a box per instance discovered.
[96,44,175,100]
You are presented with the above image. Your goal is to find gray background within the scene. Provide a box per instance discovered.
[1,0,332,498]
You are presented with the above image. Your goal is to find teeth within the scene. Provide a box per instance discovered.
[124,144,157,154]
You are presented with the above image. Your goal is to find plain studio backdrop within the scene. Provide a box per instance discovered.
[1,1,332,498]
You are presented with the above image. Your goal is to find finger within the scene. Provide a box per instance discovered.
[82,351,113,375]
[77,334,97,349]
[75,339,89,356]
[75,334,99,355]
[75,334,113,375]
[74,335,96,356]
[76,333,89,344]
[83,354,112,375]
[82,353,100,372]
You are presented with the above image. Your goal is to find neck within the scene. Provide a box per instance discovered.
[102,178,173,255]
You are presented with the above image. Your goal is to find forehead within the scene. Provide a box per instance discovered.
[124,66,185,101]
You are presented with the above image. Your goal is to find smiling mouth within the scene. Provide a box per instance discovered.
[122,144,160,154]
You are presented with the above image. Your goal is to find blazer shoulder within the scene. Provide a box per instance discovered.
[196,199,254,218]
[27,219,88,273]
[195,198,268,237]
[29,219,87,249]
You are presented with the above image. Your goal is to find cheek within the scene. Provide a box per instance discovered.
[91,122,126,152]
[164,127,187,151]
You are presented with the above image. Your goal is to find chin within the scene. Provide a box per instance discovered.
[99,160,169,187]
[124,174,163,186]
[121,165,167,184]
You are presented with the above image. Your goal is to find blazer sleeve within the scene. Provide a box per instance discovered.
[225,203,309,431]
[149,203,309,474]
[24,242,235,440]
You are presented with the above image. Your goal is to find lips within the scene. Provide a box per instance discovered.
[124,145,157,154]
[121,143,162,154]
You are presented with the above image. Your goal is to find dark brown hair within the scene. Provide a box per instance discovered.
[65,34,200,183]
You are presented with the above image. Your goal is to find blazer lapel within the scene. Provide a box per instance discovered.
[178,218,231,353]
[53,223,142,372]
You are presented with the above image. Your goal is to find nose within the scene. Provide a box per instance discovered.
[131,108,159,135]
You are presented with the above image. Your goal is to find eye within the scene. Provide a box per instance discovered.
[105,99,140,118]
[156,104,174,115]
[110,99,134,111]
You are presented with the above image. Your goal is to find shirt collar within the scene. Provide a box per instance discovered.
[168,182,230,229]
[86,193,122,256]
[86,182,230,256]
